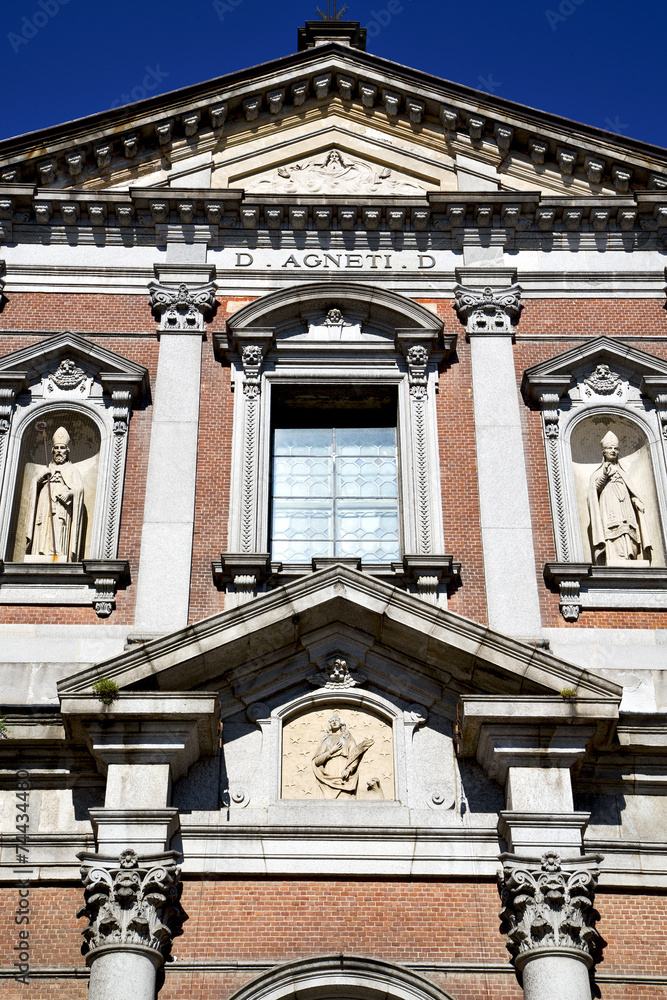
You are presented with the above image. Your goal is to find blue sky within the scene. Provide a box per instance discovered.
[1,0,665,148]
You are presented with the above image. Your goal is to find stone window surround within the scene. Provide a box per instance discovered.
[0,332,148,616]
[523,337,667,620]
[213,281,459,606]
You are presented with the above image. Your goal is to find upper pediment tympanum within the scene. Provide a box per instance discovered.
[56,565,621,710]
[1,45,665,199]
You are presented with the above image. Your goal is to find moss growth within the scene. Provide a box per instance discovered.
[92,677,120,705]
[560,688,577,700]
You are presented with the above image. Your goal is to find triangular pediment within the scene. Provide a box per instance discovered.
[57,566,621,715]
[0,331,149,396]
[1,43,665,201]
[522,335,667,405]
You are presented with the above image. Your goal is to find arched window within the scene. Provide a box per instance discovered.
[213,282,459,606]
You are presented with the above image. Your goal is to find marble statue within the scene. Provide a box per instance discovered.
[26,426,85,562]
[311,713,374,799]
[587,430,651,565]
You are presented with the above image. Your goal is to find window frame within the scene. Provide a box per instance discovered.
[216,282,456,598]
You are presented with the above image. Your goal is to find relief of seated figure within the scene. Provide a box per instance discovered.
[587,430,652,566]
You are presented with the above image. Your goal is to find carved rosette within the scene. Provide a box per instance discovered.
[148,280,217,332]
[498,852,603,970]
[453,283,523,334]
[78,850,187,961]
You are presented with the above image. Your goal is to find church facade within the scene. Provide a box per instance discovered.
[0,20,666,1000]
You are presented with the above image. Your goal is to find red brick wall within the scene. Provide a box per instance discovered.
[514,298,667,629]
[0,881,664,999]
[0,318,159,626]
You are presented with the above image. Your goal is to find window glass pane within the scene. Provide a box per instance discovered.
[337,427,396,456]
[270,425,399,563]
[272,456,333,498]
[271,500,333,562]
[273,427,333,456]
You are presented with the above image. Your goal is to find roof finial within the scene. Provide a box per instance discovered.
[316,0,348,20]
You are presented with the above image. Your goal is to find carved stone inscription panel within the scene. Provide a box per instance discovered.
[282,705,394,800]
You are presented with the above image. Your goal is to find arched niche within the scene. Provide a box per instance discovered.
[7,408,102,563]
[570,411,664,566]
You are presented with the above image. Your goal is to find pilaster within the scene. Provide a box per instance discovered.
[454,271,541,638]
[133,263,217,634]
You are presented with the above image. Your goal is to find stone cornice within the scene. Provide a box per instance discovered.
[0,47,665,195]
[1,185,665,240]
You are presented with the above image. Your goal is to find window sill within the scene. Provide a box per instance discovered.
[544,562,667,620]
[0,559,129,617]
[213,553,461,607]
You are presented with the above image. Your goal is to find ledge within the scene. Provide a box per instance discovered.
[545,562,667,620]
[0,559,129,617]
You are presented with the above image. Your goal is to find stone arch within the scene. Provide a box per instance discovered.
[227,955,457,1000]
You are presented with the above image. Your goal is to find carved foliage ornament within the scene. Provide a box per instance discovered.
[583,363,622,397]
[78,850,187,959]
[241,344,264,398]
[453,283,523,334]
[405,345,429,400]
[498,852,603,967]
[148,280,217,332]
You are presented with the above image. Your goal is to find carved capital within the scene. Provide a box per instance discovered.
[498,852,603,970]
[77,849,187,962]
[148,280,217,332]
[453,283,523,336]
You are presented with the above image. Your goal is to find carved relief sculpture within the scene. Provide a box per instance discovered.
[251,149,426,196]
[26,426,84,562]
[312,713,374,799]
[78,849,187,960]
[588,431,652,565]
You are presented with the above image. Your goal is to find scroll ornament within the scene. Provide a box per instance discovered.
[148,280,217,332]
[78,849,187,959]
[453,283,523,333]
[498,852,603,967]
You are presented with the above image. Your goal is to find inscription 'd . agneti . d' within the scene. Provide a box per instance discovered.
[234,252,437,270]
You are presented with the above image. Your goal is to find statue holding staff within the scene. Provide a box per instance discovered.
[26,425,85,562]
[587,430,651,565]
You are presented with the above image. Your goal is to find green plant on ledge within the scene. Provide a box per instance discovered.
[92,677,120,706]
[0,716,8,738]
[560,688,577,700]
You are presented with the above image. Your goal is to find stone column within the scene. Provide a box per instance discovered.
[133,270,216,635]
[78,849,186,1000]
[498,851,602,1000]
[454,275,542,638]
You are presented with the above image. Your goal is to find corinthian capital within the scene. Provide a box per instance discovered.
[453,282,522,335]
[148,280,217,332]
[498,852,603,970]
[77,849,187,961]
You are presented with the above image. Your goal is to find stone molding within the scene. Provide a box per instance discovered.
[148,278,217,332]
[217,283,455,590]
[453,282,523,337]
[1,40,665,197]
[0,559,128,617]
[498,851,603,971]
[77,849,186,962]
[0,185,665,240]
[0,334,148,610]
[523,337,667,618]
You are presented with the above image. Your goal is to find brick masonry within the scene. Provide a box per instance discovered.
[0,292,666,630]
[0,881,664,998]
